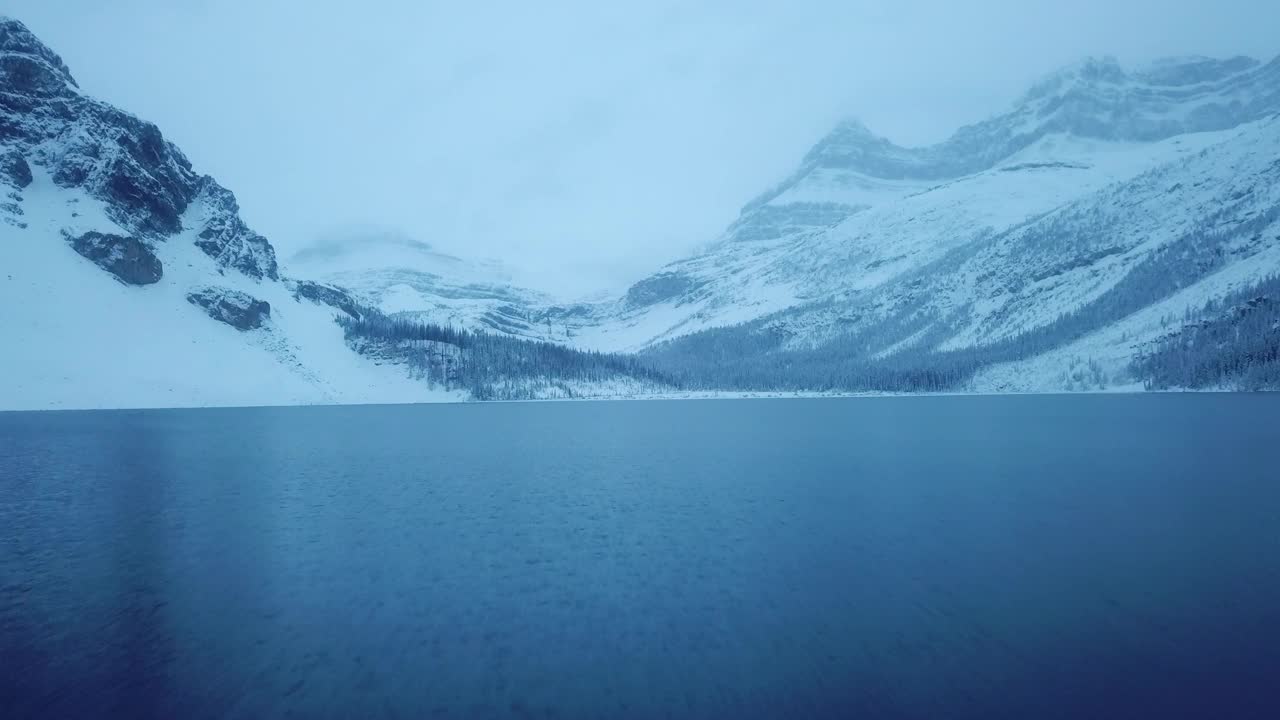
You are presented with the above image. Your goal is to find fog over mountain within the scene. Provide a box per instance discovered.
[3,8,1279,409]
[7,0,1279,295]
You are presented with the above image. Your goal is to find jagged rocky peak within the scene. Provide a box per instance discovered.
[191,177,279,279]
[794,119,899,176]
[787,53,1279,185]
[1020,56,1130,99]
[0,17,279,280]
[619,51,1280,316]
[0,16,77,92]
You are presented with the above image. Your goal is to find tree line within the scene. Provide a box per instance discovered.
[1132,274,1280,390]
[337,305,678,400]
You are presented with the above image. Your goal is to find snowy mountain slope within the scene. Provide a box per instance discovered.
[565,54,1280,352]
[245,53,1280,365]
[4,12,1277,405]
[773,117,1280,343]
[643,115,1280,392]
[770,54,1277,189]
[1,167,458,409]
[561,128,1243,352]
[0,19,276,278]
[970,242,1280,393]
[285,229,555,337]
[0,18,458,409]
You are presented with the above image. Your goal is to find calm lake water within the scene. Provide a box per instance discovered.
[2,395,1279,719]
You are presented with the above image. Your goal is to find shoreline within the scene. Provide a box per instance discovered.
[2,386,1260,414]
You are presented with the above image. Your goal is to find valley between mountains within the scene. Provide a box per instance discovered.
[3,16,1277,409]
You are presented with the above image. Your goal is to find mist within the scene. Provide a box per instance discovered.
[9,0,1278,296]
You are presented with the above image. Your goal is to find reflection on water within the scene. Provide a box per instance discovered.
[2,396,1280,719]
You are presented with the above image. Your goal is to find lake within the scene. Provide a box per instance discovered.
[2,395,1279,718]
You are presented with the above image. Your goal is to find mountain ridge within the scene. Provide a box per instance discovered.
[556,52,1280,352]
[3,15,1278,406]
[1,17,461,408]
[2,16,676,408]
[1,17,279,278]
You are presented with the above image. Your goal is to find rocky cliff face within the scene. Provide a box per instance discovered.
[1,146,28,228]
[186,287,271,331]
[1,146,31,187]
[0,16,277,279]
[66,230,163,285]
[1,17,450,410]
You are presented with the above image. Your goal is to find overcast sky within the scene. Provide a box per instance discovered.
[9,1,1279,296]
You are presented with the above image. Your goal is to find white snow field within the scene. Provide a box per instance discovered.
[1,170,459,410]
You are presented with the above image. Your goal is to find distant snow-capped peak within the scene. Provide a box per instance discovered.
[802,53,1278,185]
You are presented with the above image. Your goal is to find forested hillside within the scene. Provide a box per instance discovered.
[1133,274,1280,390]
[337,309,677,400]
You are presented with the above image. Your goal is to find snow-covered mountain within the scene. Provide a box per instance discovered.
[286,229,556,337]
[4,13,1277,406]
[609,52,1280,392]
[0,17,458,409]
[690,115,1280,392]
[576,54,1280,354]
[257,51,1280,383]
[1,17,678,409]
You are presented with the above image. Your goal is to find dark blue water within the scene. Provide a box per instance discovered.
[2,395,1279,719]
